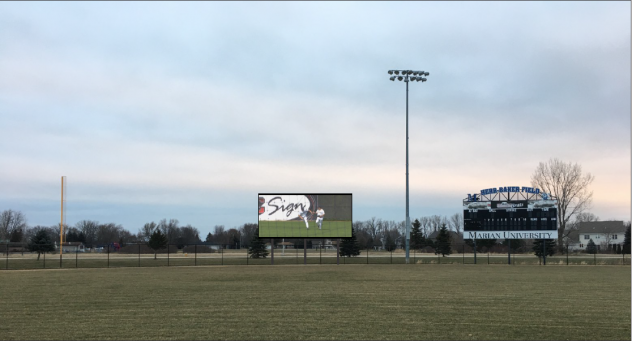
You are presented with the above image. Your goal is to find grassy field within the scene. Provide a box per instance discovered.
[258,220,352,238]
[0,265,629,340]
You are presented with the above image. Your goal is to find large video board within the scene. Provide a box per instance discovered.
[258,194,352,238]
[463,186,557,239]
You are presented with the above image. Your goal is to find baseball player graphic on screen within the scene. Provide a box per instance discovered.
[315,207,325,229]
[298,207,312,229]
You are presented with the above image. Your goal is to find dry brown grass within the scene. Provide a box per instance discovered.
[0,265,629,340]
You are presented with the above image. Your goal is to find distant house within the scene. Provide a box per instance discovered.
[568,221,626,252]
[56,242,86,253]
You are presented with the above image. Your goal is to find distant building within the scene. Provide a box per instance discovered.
[567,221,626,252]
[55,242,86,253]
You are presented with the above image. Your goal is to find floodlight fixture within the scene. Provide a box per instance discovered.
[388,70,393,75]
[390,76,396,81]
[394,70,399,75]
[398,76,403,81]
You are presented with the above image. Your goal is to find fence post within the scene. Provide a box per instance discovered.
[138,244,141,267]
[566,246,569,266]
[594,252,596,265]
[167,244,170,267]
[60,246,62,269]
[390,250,392,264]
[414,248,416,264]
[5,243,8,270]
[43,249,46,269]
[221,246,223,265]
[195,244,197,266]
[246,246,249,265]
[75,250,78,268]
[366,248,369,264]
[462,245,464,264]
[487,252,489,265]
[108,244,110,268]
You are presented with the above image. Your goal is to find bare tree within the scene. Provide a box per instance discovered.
[49,223,69,245]
[418,217,432,237]
[179,225,201,245]
[212,225,227,245]
[95,223,124,246]
[365,217,379,246]
[531,158,595,251]
[239,223,258,249]
[226,228,241,249]
[76,220,99,247]
[158,219,180,243]
[0,210,27,241]
[429,215,444,233]
[449,213,463,236]
[139,221,157,243]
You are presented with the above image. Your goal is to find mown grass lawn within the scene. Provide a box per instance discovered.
[0,265,629,340]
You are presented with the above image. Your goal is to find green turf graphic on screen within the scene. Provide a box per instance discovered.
[258,194,352,238]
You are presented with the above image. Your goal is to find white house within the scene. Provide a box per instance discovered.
[568,221,626,252]
[55,242,86,253]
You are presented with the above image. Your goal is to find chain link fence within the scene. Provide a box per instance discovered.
[1,242,629,270]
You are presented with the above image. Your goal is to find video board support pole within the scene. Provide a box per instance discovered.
[508,239,511,265]
[271,238,274,265]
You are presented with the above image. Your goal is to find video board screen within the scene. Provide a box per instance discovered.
[258,194,352,238]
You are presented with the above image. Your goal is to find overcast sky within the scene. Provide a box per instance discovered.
[1,2,630,236]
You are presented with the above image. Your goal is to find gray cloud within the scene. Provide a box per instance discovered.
[0,2,629,233]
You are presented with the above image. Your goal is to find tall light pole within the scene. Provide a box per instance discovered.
[388,69,429,264]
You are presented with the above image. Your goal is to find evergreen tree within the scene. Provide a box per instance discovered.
[434,224,452,257]
[205,232,213,244]
[148,230,168,260]
[533,239,557,259]
[339,227,361,257]
[623,224,631,254]
[585,239,597,254]
[66,228,86,244]
[27,229,55,260]
[410,219,426,250]
[248,228,269,258]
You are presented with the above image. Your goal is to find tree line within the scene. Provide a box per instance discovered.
[0,209,260,250]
